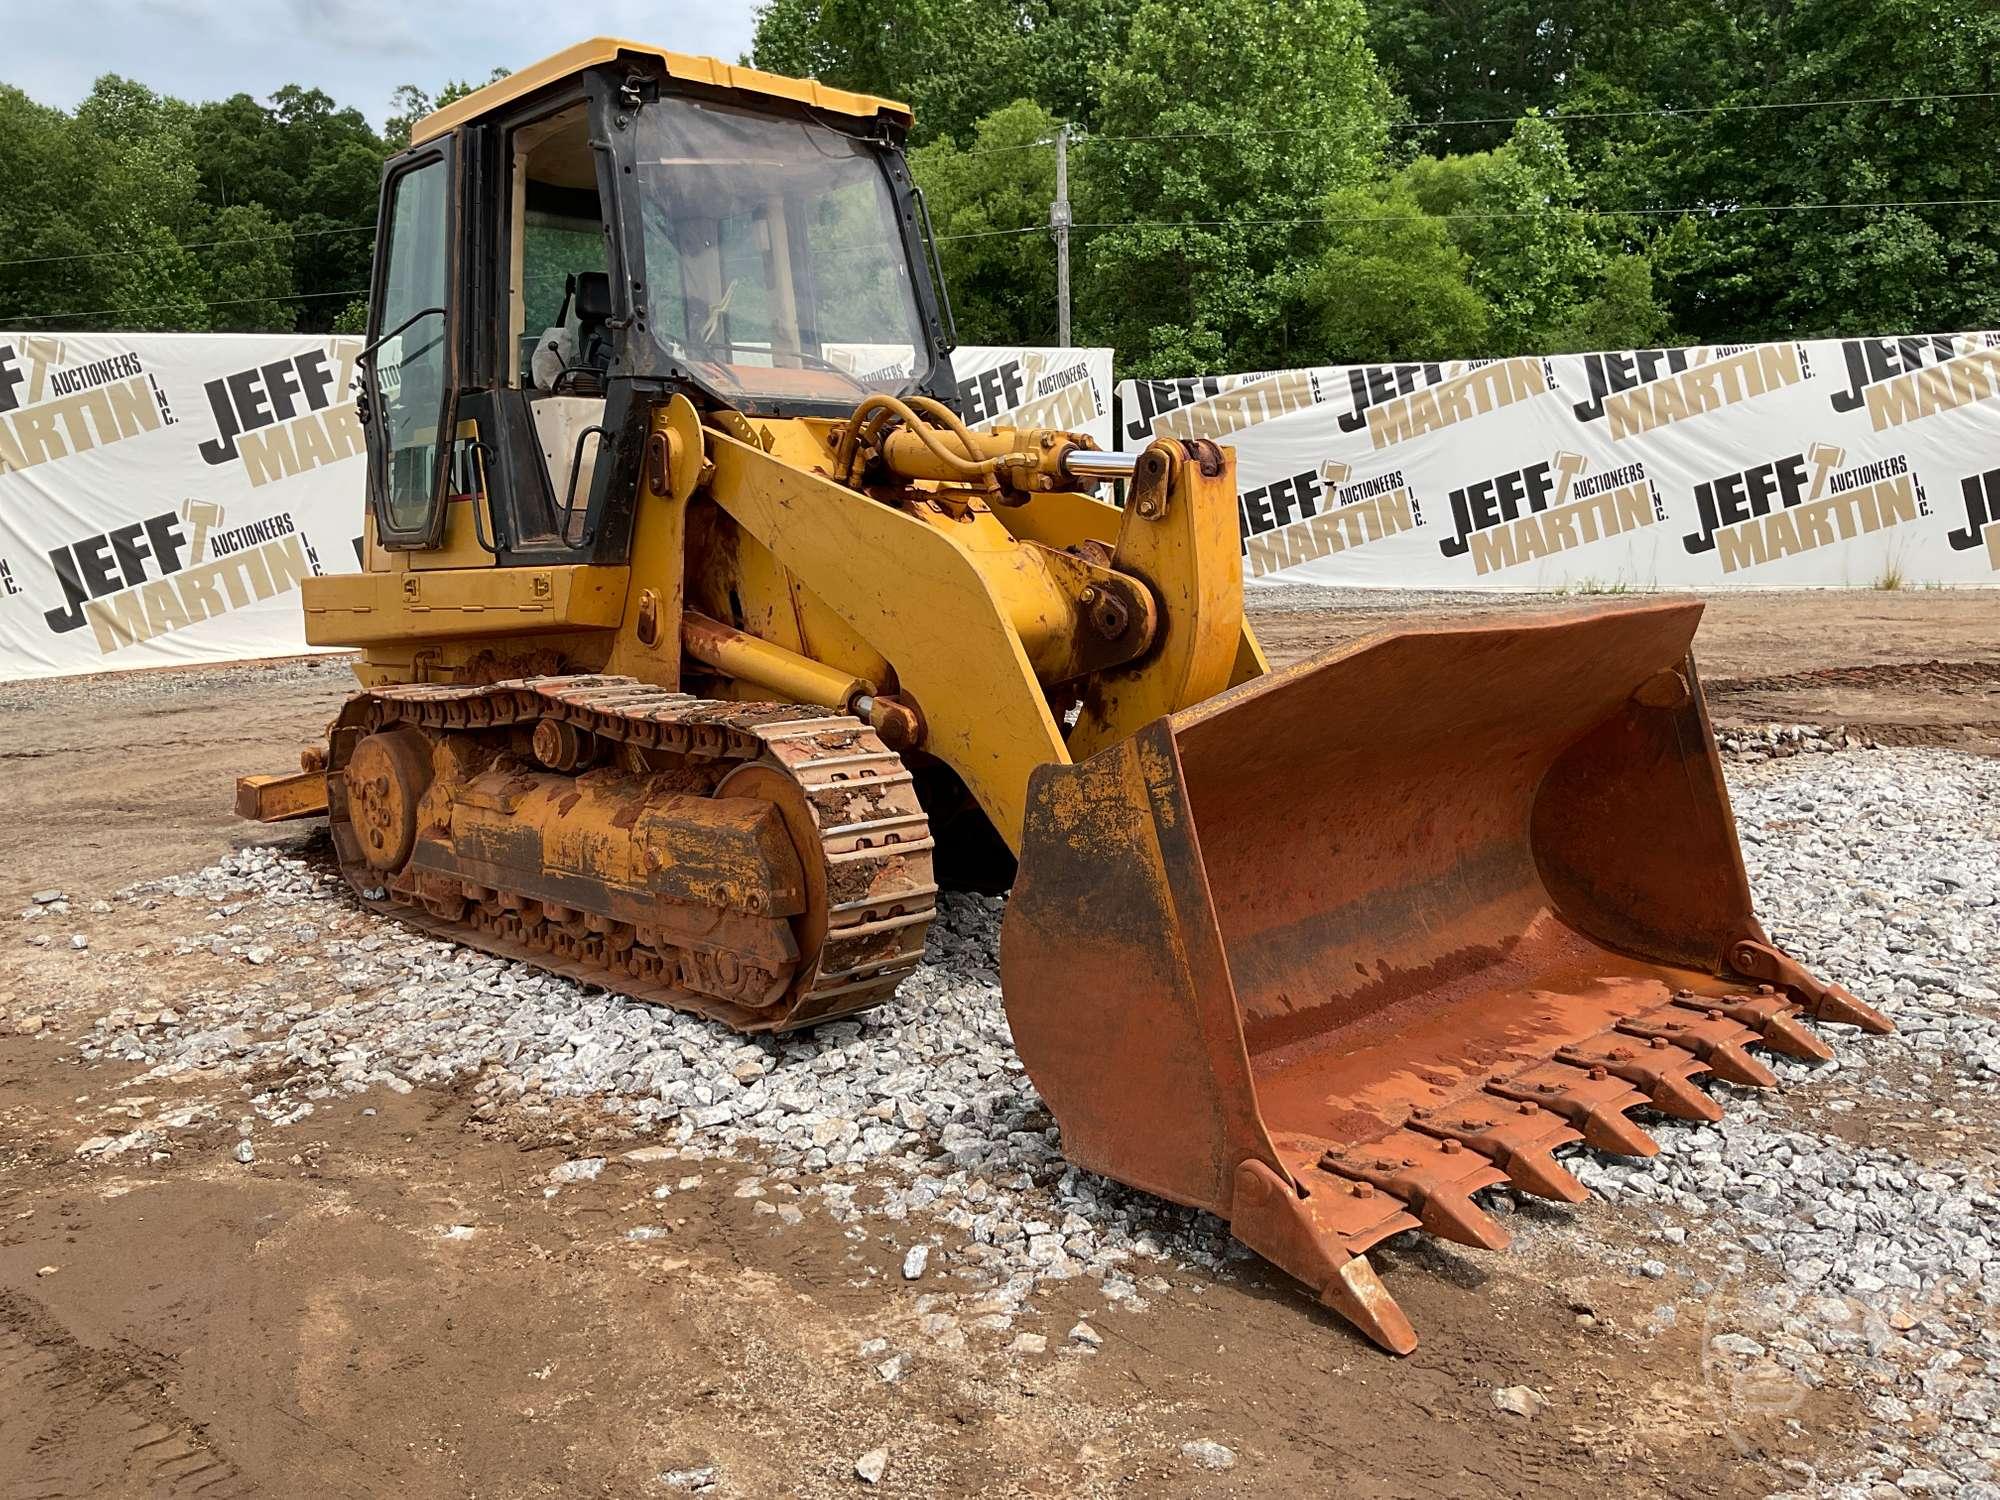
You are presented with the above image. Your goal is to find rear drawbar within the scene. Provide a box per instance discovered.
[1000,601,1888,1353]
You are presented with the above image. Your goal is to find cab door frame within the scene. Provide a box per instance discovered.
[358,136,461,550]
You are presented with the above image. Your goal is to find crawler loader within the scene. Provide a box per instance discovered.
[238,39,1889,1352]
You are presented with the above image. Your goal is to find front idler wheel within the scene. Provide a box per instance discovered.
[343,727,434,874]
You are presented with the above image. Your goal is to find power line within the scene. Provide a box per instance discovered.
[961,138,1066,157]
[0,221,377,273]
[957,88,2000,156]
[933,194,2000,243]
[3,286,368,327]
[1397,88,2000,131]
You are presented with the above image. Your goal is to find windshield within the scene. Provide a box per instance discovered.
[632,95,932,404]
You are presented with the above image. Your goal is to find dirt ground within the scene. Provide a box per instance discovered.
[0,589,1989,1499]
[1251,588,2000,753]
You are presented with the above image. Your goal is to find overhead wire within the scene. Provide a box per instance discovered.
[957,88,2000,155]
[0,221,376,272]
[933,195,2000,243]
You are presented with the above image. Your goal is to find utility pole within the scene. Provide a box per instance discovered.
[1051,123,1072,347]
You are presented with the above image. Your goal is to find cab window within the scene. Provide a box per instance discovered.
[368,149,453,543]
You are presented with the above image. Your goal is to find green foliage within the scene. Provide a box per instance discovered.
[750,0,1138,146]
[751,0,1994,372]
[0,64,524,336]
[7,4,1997,367]
[384,68,511,150]
[1287,182,1491,363]
[1555,253,1674,354]
[201,203,296,332]
[1075,0,1392,373]
[331,298,370,336]
[1367,0,1581,135]
[1397,116,1674,354]
[0,77,211,331]
[909,101,1062,345]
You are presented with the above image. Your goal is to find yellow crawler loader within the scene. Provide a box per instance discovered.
[238,39,1888,1352]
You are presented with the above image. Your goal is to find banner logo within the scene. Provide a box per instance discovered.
[1336,363,1452,435]
[1122,376,1232,443]
[1830,334,2000,433]
[1153,369,1324,442]
[1441,452,1665,575]
[0,337,174,476]
[197,342,362,487]
[957,357,1027,423]
[965,353,1106,435]
[1367,357,1551,451]
[1948,467,2000,571]
[1569,344,1808,439]
[1684,444,1929,573]
[1243,460,1424,578]
[41,500,322,655]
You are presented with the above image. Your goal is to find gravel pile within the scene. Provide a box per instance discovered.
[94,859,1234,1332]
[1716,723,1881,760]
[44,745,1999,1494]
[1585,750,2000,1498]
[0,653,352,711]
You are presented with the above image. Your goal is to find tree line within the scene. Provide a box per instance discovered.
[759,0,2000,372]
[0,69,502,339]
[5,1,1996,376]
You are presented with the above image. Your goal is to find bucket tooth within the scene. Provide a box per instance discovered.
[1412,1187,1510,1252]
[1618,1012,1778,1089]
[1407,1100,1588,1204]
[1322,1253,1418,1358]
[1495,1144,1589,1204]
[1319,1134,1511,1252]
[1728,942,1895,1035]
[1229,1159,1419,1355]
[1693,1038,1778,1089]
[1559,1039,1721,1123]
[1489,1069,1658,1157]
[1672,990,1835,1063]
[1805,982,1894,1035]
[1757,1009,1837,1062]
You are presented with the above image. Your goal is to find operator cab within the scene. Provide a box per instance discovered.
[357,39,958,565]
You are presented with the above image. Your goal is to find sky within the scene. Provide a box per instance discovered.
[8,0,766,125]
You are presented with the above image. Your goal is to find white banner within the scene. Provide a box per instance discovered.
[953,345,1116,450]
[0,337,1116,681]
[0,332,365,681]
[1116,333,2000,589]
[827,343,1116,450]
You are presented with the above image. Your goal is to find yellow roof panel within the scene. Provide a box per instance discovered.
[411,37,912,144]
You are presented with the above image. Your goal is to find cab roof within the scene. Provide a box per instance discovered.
[410,37,914,145]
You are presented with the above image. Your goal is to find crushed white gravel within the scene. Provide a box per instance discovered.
[1587,749,2000,1500]
[37,738,2000,1498]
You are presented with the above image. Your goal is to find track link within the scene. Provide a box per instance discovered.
[324,676,937,1032]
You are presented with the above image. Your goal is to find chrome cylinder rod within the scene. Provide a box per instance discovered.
[1059,448,1142,481]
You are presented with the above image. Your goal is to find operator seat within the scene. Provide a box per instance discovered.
[571,271,614,389]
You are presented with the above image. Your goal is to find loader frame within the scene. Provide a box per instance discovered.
[242,37,1894,1357]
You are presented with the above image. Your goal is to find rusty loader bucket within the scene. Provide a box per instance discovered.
[1000,601,1888,1353]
